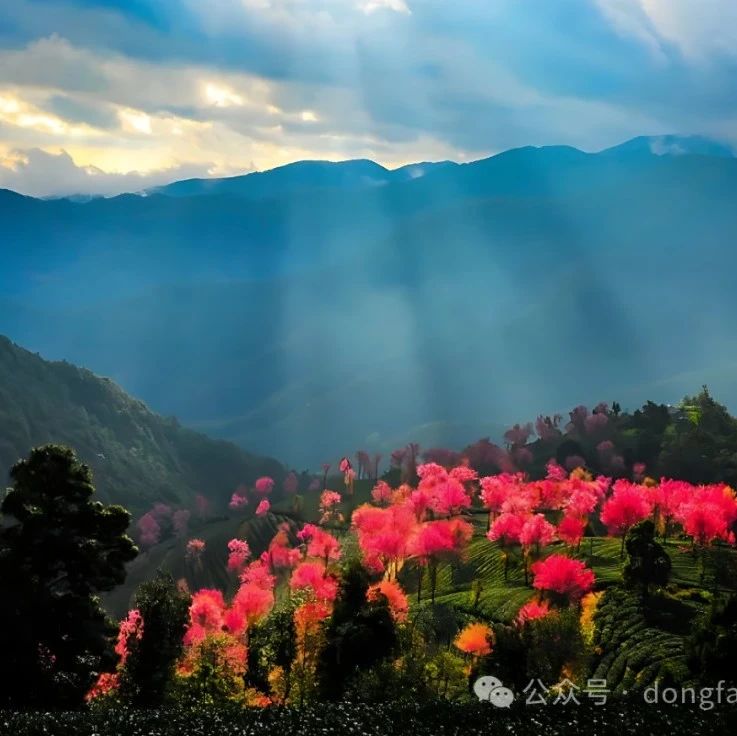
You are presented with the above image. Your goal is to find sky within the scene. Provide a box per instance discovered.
[0,0,736,196]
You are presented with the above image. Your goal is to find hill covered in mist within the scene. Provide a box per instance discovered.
[0,335,283,514]
[2,136,737,466]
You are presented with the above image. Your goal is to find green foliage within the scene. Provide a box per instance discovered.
[0,335,283,515]
[658,388,737,487]
[246,602,297,698]
[419,650,468,701]
[623,520,672,597]
[174,635,245,706]
[687,594,737,684]
[519,387,737,487]
[488,623,528,690]
[0,445,137,708]
[412,603,464,649]
[522,609,586,683]
[119,573,191,706]
[317,560,398,700]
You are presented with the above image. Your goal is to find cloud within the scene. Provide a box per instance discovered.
[0,147,214,197]
[1,0,737,195]
[596,0,737,59]
[359,0,410,14]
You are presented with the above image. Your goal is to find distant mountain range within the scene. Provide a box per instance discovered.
[0,335,283,514]
[2,134,737,467]
[145,134,733,200]
[146,159,460,199]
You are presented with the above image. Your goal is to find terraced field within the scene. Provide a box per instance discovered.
[110,474,737,695]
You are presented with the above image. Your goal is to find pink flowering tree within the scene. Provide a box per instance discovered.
[297,523,341,569]
[371,480,393,506]
[487,512,525,581]
[519,514,557,584]
[136,512,161,549]
[531,554,595,607]
[185,538,206,566]
[409,518,473,603]
[227,539,251,575]
[319,490,343,525]
[479,473,521,530]
[516,599,551,627]
[674,484,737,581]
[352,502,416,578]
[600,480,654,557]
[254,476,275,495]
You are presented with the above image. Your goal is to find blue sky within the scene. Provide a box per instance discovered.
[1,0,736,195]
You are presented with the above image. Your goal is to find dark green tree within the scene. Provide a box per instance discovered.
[623,520,671,598]
[317,560,397,700]
[687,594,737,684]
[522,609,585,683]
[659,388,737,487]
[0,445,137,707]
[246,603,297,699]
[119,572,190,706]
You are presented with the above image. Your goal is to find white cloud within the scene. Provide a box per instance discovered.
[594,0,666,59]
[0,33,478,194]
[0,148,214,198]
[0,91,101,138]
[2,2,732,197]
[597,0,737,59]
[359,0,411,15]
[204,82,244,107]
[118,109,152,135]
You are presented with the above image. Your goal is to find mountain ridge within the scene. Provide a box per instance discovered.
[0,334,284,513]
[3,134,737,466]
[133,134,734,201]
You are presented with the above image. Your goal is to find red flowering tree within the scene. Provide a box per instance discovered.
[600,480,654,556]
[352,502,416,578]
[519,513,557,584]
[516,599,551,627]
[409,518,472,603]
[531,554,595,606]
[227,539,251,575]
[487,512,525,581]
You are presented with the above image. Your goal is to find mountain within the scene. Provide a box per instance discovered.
[148,158,459,199]
[3,137,737,466]
[0,335,284,514]
[600,134,735,159]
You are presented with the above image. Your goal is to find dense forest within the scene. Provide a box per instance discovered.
[0,335,283,514]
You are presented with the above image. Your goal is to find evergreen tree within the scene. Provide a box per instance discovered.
[119,572,190,706]
[0,445,137,707]
[317,560,397,700]
[623,520,671,597]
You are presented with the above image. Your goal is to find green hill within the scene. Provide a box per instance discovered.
[0,335,284,515]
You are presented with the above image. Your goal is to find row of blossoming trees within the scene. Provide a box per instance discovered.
[94,460,737,705]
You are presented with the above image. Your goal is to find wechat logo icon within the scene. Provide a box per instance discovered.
[474,676,514,708]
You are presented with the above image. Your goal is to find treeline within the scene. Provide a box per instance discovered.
[412,387,737,488]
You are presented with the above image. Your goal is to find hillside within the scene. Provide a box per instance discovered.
[0,335,284,514]
[3,137,737,466]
